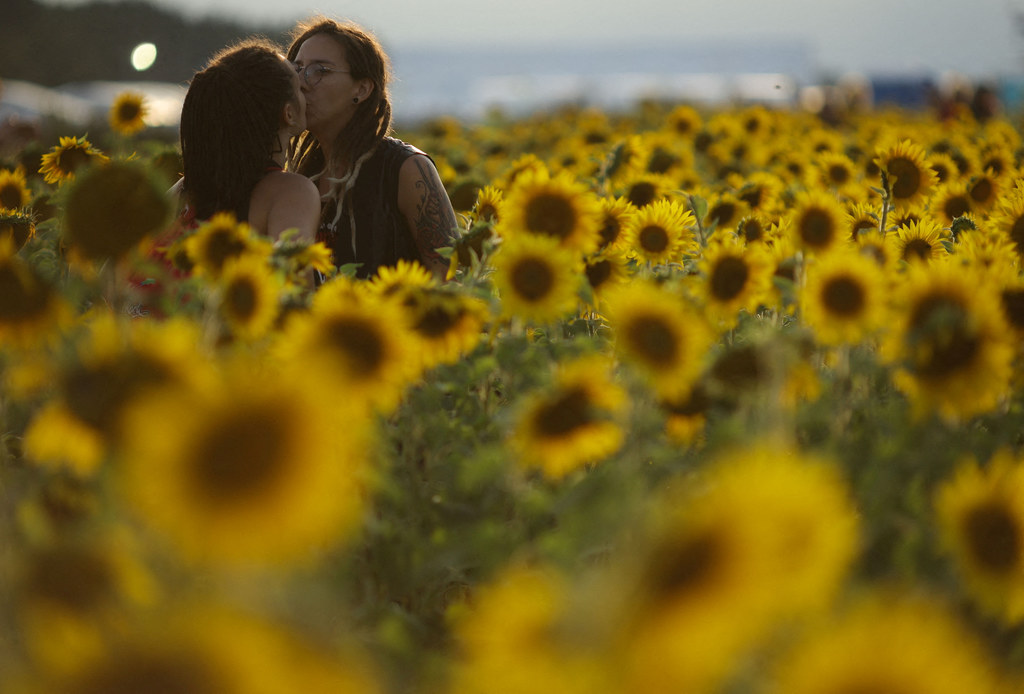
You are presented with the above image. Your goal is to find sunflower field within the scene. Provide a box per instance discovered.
[4,91,1024,694]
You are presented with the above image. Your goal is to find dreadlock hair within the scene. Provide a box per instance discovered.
[286,18,393,228]
[180,38,297,222]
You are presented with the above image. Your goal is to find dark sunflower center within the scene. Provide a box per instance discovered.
[533,386,593,437]
[27,547,114,611]
[638,225,669,253]
[709,255,749,301]
[887,156,922,199]
[965,501,1021,572]
[799,208,836,248]
[414,304,460,338]
[740,218,764,243]
[710,345,765,392]
[524,192,576,240]
[647,528,722,600]
[57,145,93,175]
[708,202,736,229]
[322,315,386,374]
[599,215,621,247]
[902,238,934,262]
[191,407,288,504]
[1010,215,1024,258]
[970,178,993,205]
[0,261,50,324]
[1000,288,1024,330]
[627,181,657,208]
[204,231,248,273]
[626,315,679,367]
[943,196,971,221]
[822,275,866,316]
[117,101,142,122]
[74,650,223,694]
[0,182,24,209]
[62,354,171,436]
[477,203,498,222]
[510,257,555,302]
[828,164,850,185]
[585,259,612,289]
[647,148,679,175]
[739,187,764,210]
[907,295,979,378]
[224,278,257,321]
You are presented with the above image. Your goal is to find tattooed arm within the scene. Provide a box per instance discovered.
[397,154,460,280]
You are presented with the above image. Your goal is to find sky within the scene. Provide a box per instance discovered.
[44,0,1023,78]
[35,0,1024,81]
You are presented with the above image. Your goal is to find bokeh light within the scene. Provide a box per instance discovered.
[131,42,158,71]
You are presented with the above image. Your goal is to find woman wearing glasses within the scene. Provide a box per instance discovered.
[178,38,320,241]
[287,17,459,281]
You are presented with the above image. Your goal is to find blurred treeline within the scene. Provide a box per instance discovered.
[2,0,292,86]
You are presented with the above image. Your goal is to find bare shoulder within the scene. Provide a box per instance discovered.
[249,172,322,241]
[258,170,319,200]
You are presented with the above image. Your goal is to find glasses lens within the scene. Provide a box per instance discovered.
[304,65,320,86]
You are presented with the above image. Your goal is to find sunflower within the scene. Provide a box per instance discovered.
[929,151,961,185]
[665,104,703,139]
[0,210,36,249]
[490,232,582,325]
[364,258,437,300]
[884,259,1014,421]
[800,248,888,346]
[0,167,32,211]
[930,180,974,226]
[401,286,489,369]
[935,450,1024,623]
[696,234,774,329]
[595,195,637,252]
[615,171,676,209]
[703,189,750,233]
[893,217,949,264]
[736,212,774,245]
[108,91,148,136]
[582,249,630,309]
[470,184,504,226]
[216,254,283,341]
[62,160,171,262]
[844,201,879,240]
[787,189,847,255]
[622,197,694,266]
[875,139,937,208]
[734,171,785,215]
[496,168,602,255]
[602,280,714,400]
[767,594,1000,694]
[184,212,272,279]
[811,151,862,201]
[39,135,109,185]
[0,235,63,346]
[988,187,1024,260]
[659,384,711,446]
[967,168,1002,212]
[115,360,373,565]
[510,354,628,480]
[276,288,420,414]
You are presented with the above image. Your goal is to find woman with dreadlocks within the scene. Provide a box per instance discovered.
[178,37,320,240]
[287,17,459,281]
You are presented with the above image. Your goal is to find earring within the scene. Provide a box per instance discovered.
[352,97,359,104]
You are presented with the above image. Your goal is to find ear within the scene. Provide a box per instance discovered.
[355,78,375,102]
[282,101,299,128]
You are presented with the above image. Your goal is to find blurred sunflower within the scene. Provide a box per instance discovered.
[62,159,171,263]
[696,235,774,329]
[988,187,1024,260]
[0,167,32,211]
[277,289,419,414]
[470,184,504,226]
[788,190,847,255]
[736,212,773,245]
[402,286,489,369]
[616,171,675,209]
[930,180,974,226]
[364,258,436,300]
[811,151,862,201]
[595,195,636,252]
[884,260,1014,420]
[582,249,630,309]
[108,91,148,136]
[876,139,936,208]
[929,151,960,185]
[511,354,628,480]
[622,197,694,265]
[497,169,602,254]
[734,171,785,215]
[664,104,702,139]
[490,232,582,324]
[217,254,283,341]
[967,168,1002,212]
[800,248,888,346]
[0,236,63,346]
[0,210,36,249]
[892,217,948,264]
[767,594,1000,694]
[115,361,373,565]
[602,280,714,400]
[844,201,879,240]
[39,135,109,185]
[659,384,711,446]
[184,212,272,279]
[935,450,1024,624]
[703,189,749,233]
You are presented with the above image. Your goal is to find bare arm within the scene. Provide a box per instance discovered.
[397,154,460,280]
[264,174,321,243]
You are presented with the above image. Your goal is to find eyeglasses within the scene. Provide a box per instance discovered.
[294,63,349,87]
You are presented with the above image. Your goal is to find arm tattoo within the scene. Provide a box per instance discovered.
[411,158,460,267]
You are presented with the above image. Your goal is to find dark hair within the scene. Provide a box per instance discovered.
[286,17,393,189]
[180,38,296,222]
